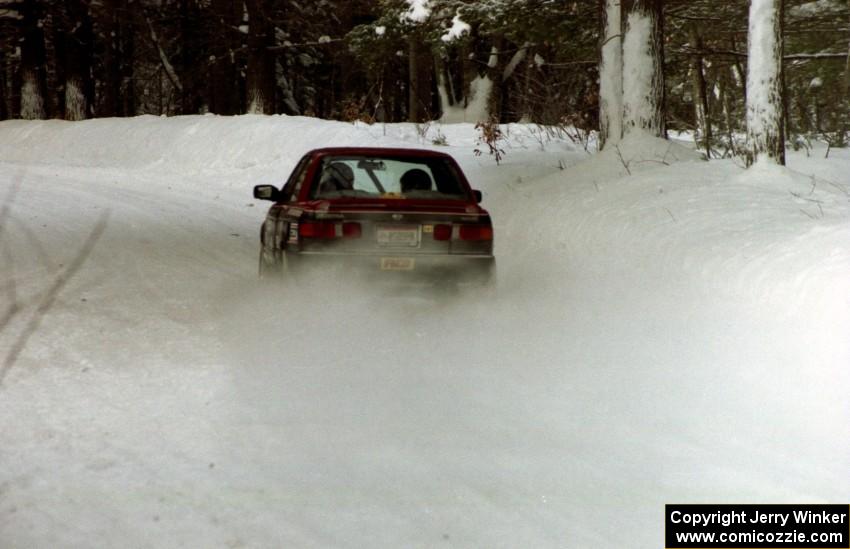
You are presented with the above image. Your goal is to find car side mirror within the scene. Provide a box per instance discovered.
[473,190,483,204]
[254,185,279,201]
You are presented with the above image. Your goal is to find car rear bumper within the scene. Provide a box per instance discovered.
[285,251,495,284]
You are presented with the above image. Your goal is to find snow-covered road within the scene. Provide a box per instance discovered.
[1,116,848,548]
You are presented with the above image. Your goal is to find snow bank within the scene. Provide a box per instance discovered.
[0,115,394,174]
[499,131,849,311]
[570,129,702,183]
[0,115,577,177]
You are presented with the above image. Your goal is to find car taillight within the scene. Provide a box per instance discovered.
[342,222,362,238]
[433,224,452,241]
[299,221,336,239]
[459,225,493,241]
[299,221,361,239]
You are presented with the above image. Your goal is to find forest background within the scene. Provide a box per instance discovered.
[0,0,848,161]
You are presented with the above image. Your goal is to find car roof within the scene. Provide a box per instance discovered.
[307,147,455,160]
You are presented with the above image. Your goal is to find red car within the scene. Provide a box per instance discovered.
[253,147,495,285]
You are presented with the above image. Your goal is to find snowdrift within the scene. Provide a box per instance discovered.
[0,115,578,176]
[0,115,394,173]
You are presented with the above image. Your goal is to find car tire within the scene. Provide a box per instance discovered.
[258,247,283,279]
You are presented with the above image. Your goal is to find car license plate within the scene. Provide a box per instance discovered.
[376,226,420,247]
[380,257,415,271]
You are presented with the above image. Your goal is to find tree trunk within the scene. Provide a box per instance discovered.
[60,0,94,120]
[206,0,240,115]
[731,35,746,104]
[599,0,623,149]
[486,38,505,123]
[18,0,48,119]
[121,6,136,116]
[840,34,850,145]
[434,53,453,117]
[99,0,123,116]
[407,33,432,122]
[718,67,736,157]
[0,49,7,120]
[98,0,136,117]
[245,0,275,114]
[460,39,477,109]
[745,0,785,166]
[520,46,535,122]
[689,25,711,157]
[621,0,665,137]
[408,34,420,122]
[180,0,202,114]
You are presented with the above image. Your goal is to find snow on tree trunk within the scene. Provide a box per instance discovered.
[621,0,665,138]
[20,72,45,120]
[745,0,785,166]
[486,42,504,122]
[64,78,87,121]
[599,0,623,149]
[437,74,491,123]
[19,0,48,120]
[61,0,94,121]
[246,89,267,115]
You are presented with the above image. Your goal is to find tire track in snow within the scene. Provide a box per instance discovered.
[0,210,110,387]
[0,170,22,240]
[0,239,19,334]
[6,211,59,275]
[0,171,23,336]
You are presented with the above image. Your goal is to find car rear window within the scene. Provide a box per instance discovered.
[309,155,468,201]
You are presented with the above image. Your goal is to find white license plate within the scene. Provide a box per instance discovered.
[380,257,416,271]
[376,226,420,247]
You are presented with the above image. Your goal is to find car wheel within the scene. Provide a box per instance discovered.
[258,247,283,279]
